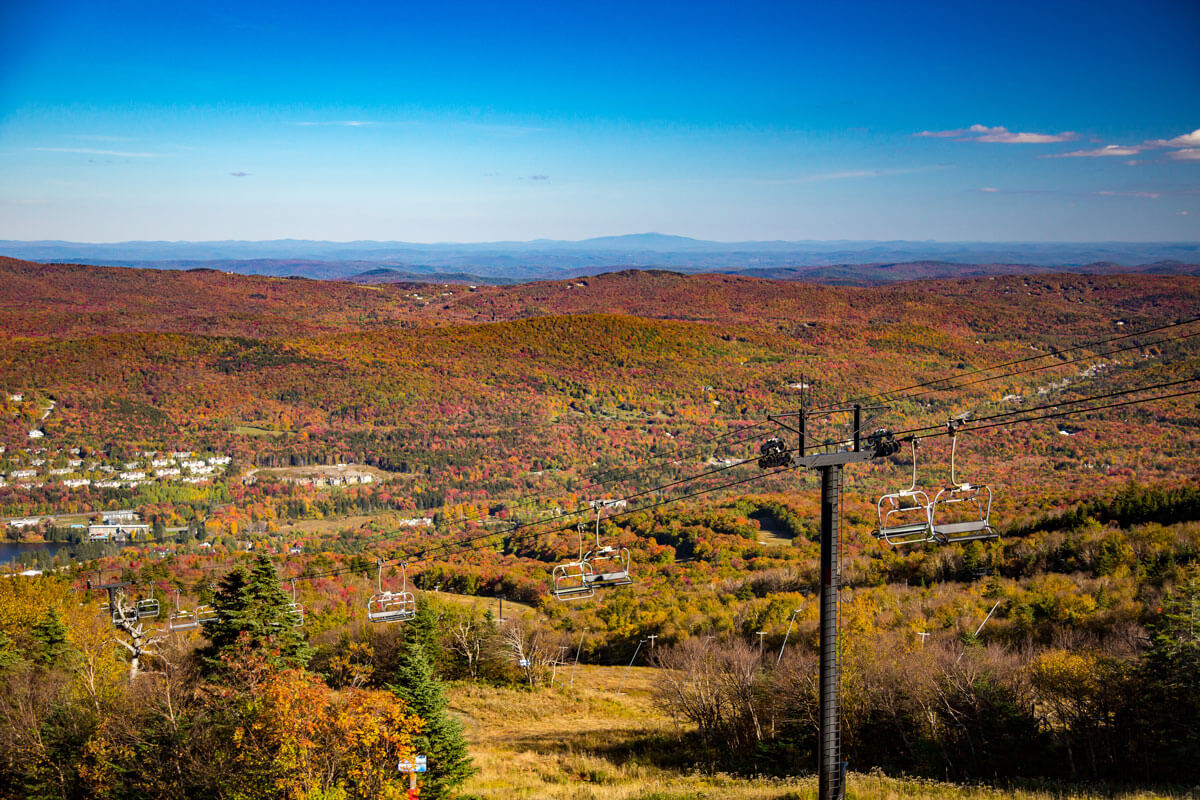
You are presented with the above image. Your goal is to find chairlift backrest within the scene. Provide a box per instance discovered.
[136,598,160,619]
[367,560,416,623]
[929,422,997,543]
[874,438,935,546]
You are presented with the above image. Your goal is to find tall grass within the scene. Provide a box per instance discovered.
[448,666,1190,800]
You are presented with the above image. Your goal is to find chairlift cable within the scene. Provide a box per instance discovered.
[811,315,1200,412]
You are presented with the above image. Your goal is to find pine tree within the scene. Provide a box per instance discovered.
[389,640,475,799]
[200,554,310,675]
[406,595,444,669]
[1136,574,1200,781]
[30,608,74,667]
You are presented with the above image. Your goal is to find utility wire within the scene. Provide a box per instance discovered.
[90,374,1200,593]
[812,315,1200,411]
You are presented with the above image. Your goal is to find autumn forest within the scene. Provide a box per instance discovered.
[1,256,1198,799]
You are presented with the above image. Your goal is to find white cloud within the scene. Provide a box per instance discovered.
[914,127,970,138]
[1167,148,1200,160]
[1148,128,1200,148]
[34,147,164,158]
[1097,190,1161,199]
[1045,144,1145,158]
[915,124,1075,144]
[979,187,1000,192]
[73,135,135,142]
[777,165,950,183]
[294,120,378,127]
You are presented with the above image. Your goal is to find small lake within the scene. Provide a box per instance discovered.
[0,540,77,567]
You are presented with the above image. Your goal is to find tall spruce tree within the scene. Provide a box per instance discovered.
[30,608,74,666]
[1136,574,1200,781]
[389,640,475,799]
[200,554,310,674]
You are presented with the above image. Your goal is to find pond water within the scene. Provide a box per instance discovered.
[0,540,77,567]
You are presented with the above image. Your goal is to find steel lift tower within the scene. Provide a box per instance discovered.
[762,402,895,800]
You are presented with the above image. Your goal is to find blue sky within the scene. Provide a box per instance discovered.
[1,0,1197,242]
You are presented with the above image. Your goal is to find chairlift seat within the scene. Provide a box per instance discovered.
[588,547,633,590]
[930,483,996,544]
[169,611,199,631]
[876,487,934,546]
[552,582,596,599]
[136,598,160,619]
[876,521,935,546]
[590,570,633,588]
[367,591,416,623]
[552,561,594,600]
[287,602,304,627]
[932,520,997,543]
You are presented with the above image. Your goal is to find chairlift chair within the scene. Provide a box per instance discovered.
[366,560,416,623]
[874,437,935,546]
[552,501,633,600]
[585,501,633,590]
[168,590,199,631]
[136,598,160,619]
[551,523,595,600]
[286,579,304,627]
[929,420,997,544]
[586,544,633,590]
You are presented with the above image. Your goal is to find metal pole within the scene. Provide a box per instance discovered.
[617,639,645,695]
[756,630,766,659]
[570,629,586,689]
[818,464,844,800]
[853,404,861,452]
[777,608,801,665]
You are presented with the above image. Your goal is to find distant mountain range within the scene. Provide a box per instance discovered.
[2,234,1198,285]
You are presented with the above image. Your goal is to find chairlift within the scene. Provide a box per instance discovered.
[136,598,160,619]
[929,420,997,544]
[551,522,595,600]
[366,560,416,623]
[168,589,199,631]
[874,437,935,546]
[551,501,632,600]
[286,578,304,627]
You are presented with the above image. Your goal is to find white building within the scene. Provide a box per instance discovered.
[119,471,146,481]
[7,517,41,528]
[87,522,150,542]
[62,478,91,488]
[28,430,43,439]
[155,468,181,477]
[102,510,138,523]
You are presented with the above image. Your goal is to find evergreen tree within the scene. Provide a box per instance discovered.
[30,608,74,667]
[406,595,444,669]
[1135,574,1200,782]
[200,554,310,674]
[389,640,475,799]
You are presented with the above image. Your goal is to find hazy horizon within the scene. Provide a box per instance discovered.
[2,1,1197,242]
